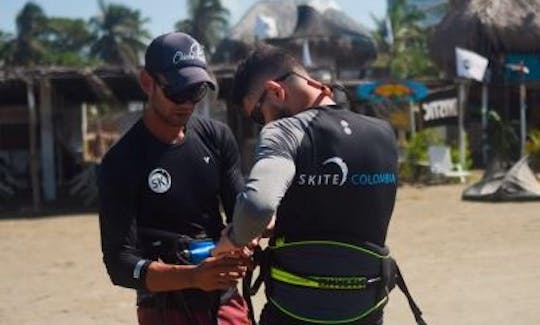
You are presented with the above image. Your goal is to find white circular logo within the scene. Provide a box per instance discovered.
[148,168,171,193]
[323,157,349,186]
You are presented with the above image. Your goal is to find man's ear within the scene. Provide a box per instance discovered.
[139,70,154,96]
[264,80,286,102]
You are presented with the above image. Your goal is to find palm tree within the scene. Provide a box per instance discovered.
[89,0,150,66]
[1,2,48,66]
[371,0,439,78]
[0,30,10,64]
[175,0,230,55]
[43,17,95,65]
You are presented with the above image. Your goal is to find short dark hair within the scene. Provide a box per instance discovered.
[231,44,304,107]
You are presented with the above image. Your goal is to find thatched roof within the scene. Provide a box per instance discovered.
[0,66,144,104]
[212,0,376,68]
[429,0,540,75]
[267,5,376,69]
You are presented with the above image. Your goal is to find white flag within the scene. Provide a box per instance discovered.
[302,38,313,67]
[384,16,394,46]
[455,47,488,82]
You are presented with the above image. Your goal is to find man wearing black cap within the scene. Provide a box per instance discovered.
[211,45,426,325]
[98,32,251,324]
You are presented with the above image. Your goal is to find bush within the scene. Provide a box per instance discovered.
[400,129,472,183]
[526,129,540,171]
[400,129,443,182]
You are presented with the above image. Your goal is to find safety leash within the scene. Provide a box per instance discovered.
[242,246,268,325]
[394,264,427,325]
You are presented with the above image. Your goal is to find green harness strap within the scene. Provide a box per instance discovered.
[270,266,372,290]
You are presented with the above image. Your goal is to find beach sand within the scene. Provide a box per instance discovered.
[1,183,539,324]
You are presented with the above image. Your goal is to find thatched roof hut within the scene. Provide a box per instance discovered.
[212,0,300,63]
[429,0,540,76]
[267,5,376,77]
[212,0,376,74]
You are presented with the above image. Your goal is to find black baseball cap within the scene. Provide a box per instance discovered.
[144,32,216,92]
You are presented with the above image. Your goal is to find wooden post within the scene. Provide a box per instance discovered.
[519,80,527,157]
[26,79,41,212]
[39,77,56,201]
[409,99,416,136]
[481,83,488,164]
[456,78,469,168]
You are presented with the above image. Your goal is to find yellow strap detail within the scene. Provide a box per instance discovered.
[270,267,367,290]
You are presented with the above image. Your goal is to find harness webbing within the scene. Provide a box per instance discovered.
[268,295,389,325]
[243,241,428,325]
[270,266,374,290]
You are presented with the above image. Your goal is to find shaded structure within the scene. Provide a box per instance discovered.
[430,0,540,75]
[428,0,540,165]
[0,66,144,211]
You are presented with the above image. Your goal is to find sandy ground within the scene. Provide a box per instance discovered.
[1,183,540,325]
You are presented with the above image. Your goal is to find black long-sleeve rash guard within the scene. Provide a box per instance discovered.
[98,115,243,293]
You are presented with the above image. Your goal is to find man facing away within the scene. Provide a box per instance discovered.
[98,32,252,325]
[212,44,402,325]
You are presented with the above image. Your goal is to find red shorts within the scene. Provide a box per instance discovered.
[137,292,252,325]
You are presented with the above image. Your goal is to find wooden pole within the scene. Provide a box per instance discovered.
[481,83,488,164]
[409,99,416,136]
[519,79,527,157]
[26,79,41,212]
[39,77,56,201]
[457,78,468,168]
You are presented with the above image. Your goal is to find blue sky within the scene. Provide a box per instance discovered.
[0,0,386,37]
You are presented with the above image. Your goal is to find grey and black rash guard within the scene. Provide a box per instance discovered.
[98,115,243,306]
[230,105,398,247]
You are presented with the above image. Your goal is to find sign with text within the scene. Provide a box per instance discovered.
[422,98,458,123]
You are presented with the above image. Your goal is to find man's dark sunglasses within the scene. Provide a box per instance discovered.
[153,75,209,104]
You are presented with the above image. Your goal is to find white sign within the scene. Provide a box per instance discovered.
[456,47,488,82]
[422,98,458,122]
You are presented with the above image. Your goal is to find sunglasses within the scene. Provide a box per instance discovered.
[249,71,329,125]
[153,75,209,104]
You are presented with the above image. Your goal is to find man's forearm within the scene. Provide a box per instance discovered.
[230,157,295,245]
[144,261,196,292]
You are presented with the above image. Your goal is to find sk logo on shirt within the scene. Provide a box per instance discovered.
[148,168,171,193]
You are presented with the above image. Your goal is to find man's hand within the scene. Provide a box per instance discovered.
[192,255,249,291]
[212,224,262,257]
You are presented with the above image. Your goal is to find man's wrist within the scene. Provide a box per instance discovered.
[226,226,241,247]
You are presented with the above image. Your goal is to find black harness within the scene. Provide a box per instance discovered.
[243,239,426,325]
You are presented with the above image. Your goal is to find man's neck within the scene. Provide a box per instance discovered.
[142,107,188,145]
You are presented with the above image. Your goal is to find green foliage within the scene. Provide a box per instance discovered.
[448,134,473,170]
[487,110,520,163]
[89,0,150,66]
[1,3,98,66]
[400,128,472,182]
[526,129,540,170]
[1,2,48,65]
[175,0,230,55]
[400,129,443,182]
[371,0,441,79]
